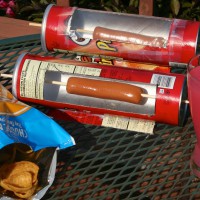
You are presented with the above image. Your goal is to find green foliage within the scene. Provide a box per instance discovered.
[1,0,200,21]
[14,0,56,22]
[170,0,180,16]
[71,0,139,14]
[73,0,200,20]
[178,0,200,20]
[100,0,139,13]
[154,0,200,20]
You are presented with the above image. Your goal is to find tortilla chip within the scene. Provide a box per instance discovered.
[0,161,39,199]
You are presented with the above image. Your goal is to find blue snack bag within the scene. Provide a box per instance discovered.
[0,84,75,150]
[0,132,14,148]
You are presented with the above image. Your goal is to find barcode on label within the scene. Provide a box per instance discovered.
[151,74,176,89]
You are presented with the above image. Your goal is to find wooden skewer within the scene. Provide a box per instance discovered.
[76,29,93,34]
[29,23,166,47]
[29,22,42,27]
[184,100,190,104]
[44,80,190,104]
[1,73,13,78]
[0,74,189,103]
[49,81,190,104]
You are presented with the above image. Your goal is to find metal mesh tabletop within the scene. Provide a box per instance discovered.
[0,35,200,200]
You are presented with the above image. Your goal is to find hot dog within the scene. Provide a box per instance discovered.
[67,77,143,104]
[92,26,166,47]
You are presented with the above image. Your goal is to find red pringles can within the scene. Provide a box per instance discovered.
[41,4,200,68]
[12,53,188,126]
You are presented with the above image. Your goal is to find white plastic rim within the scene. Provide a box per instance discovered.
[41,4,55,52]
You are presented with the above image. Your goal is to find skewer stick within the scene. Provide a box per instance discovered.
[183,100,190,104]
[29,22,42,27]
[29,22,165,47]
[0,74,190,103]
[76,29,93,34]
[44,80,191,104]
[1,73,13,78]
[141,93,156,99]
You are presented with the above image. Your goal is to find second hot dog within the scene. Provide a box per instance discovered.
[93,26,166,47]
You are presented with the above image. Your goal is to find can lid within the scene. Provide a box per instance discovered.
[178,77,189,126]
[195,25,200,55]
[12,52,28,98]
[41,4,55,52]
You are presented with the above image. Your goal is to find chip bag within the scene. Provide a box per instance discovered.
[0,84,75,199]
[0,84,75,151]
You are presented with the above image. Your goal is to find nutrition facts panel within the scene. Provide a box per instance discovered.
[19,59,101,99]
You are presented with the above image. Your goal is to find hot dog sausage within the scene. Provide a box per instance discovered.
[67,77,143,104]
[93,26,166,47]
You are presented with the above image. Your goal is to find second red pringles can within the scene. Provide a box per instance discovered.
[41,4,200,68]
[12,53,188,126]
